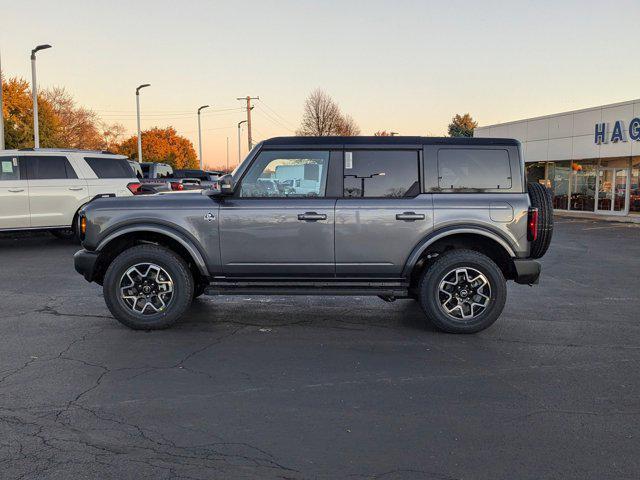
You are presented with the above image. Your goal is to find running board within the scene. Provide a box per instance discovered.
[204,280,409,297]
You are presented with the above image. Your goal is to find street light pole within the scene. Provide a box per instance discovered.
[31,44,52,148]
[197,105,210,170]
[135,84,151,162]
[237,120,247,165]
[226,136,229,171]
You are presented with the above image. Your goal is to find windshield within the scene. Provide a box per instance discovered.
[232,143,262,181]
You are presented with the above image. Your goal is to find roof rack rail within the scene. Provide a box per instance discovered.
[17,148,118,154]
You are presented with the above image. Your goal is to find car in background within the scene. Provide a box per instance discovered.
[173,169,219,189]
[0,148,141,240]
[140,163,202,191]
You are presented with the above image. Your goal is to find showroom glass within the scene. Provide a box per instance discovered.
[239,150,329,198]
[85,157,135,179]
[631,158,640,214]
[437,149,511,190]
[569,161,596,212]
[24,156,77,180]
[0,157,21,181]
[551,161,570,209]
[343,150,419,198]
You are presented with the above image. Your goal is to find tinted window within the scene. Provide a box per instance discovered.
[240,150,329,198]
[0,157,21,181]
[85,157,135,179]
[343,150,419,198]
[141,164,151,177]
[437,149,512,190]
[157,165,173,178]
[25,156,77,180]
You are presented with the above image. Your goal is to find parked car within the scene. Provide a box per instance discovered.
[173,169,218,189]
[140,162,202,191]
[74,136,553,332]
[0,148,141,239]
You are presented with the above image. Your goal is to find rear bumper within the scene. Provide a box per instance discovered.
[74,249,99,282]
[513,259,541,285]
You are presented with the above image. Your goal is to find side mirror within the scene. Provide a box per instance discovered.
[202,174,234,197]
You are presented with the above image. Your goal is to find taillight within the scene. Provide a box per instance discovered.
[170,182,184,191]
[127,182,142,195]
[528,208,539,242]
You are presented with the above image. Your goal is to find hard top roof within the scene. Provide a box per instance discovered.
[261,136,520,147]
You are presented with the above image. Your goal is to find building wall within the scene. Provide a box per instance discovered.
[475,99,640,162]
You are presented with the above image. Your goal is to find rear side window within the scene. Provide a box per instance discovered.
[141,164,150,177]
[24,156,78,180]
[437,148,512,190]
[85,157,135,179]
[156,165,173,178]
[0,157,21,181]
[343,150,419,198]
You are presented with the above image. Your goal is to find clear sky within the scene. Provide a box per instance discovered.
[2,0,640,169]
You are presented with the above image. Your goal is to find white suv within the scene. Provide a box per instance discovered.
[0,149,140,239]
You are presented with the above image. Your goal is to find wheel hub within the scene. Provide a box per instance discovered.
[119,263,174,315]
[438,267,491,320]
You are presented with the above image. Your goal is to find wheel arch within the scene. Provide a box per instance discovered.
[403,228,517,288]
[92,225,208,285]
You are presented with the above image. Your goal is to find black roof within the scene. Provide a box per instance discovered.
[261,136,520,147]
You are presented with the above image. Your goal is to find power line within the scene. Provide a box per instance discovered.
[259,100,297,130]
[255,105,295,133]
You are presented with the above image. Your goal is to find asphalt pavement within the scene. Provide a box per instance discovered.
[0,218,639,479]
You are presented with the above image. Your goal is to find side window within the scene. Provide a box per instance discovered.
[239,150,330,198]
[85,157,135,179]
[343,150,419,198]
[437,149,512,190]
[25,156,78,180]
[0,157,21,181]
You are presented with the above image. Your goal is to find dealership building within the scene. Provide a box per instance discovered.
[475,99,640,218]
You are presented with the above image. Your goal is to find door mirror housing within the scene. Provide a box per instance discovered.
[202,174,234,197]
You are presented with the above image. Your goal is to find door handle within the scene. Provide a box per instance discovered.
[298,212,327,221]
[69,187,85,191]
[8,189,24,193]
[396,212,425,221]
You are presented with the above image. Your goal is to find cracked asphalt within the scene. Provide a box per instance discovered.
[0,218,639,479]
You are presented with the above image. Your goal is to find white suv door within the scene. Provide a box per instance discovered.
[24,155,89,228]
[0,155,30,229]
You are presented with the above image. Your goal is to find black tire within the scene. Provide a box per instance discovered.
[103,244,194,330]
[418,249,507,334]
[527,182,554,259]
[49,228,78,242]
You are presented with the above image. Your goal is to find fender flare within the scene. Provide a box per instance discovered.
[96,224,209,276]
[402,227,517,277]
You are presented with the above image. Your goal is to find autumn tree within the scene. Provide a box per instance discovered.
[1,76,61,149]
[296,89,360,136]
[116,127,198,169]
[447,113,478,137]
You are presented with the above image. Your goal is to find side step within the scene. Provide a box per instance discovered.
[204,280,409,297]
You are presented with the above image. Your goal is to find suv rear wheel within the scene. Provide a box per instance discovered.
[103,244,194,330]
[418,249,506,333]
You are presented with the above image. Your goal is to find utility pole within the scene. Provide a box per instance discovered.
[237,96,258,150]
[197,105,210,170]
[135,84,151,162]
[237,120,247,165]
[226,136,229,171]
[31,44,52,148]
[0,49,4,150]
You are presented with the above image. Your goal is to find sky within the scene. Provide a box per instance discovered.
[2,0,640,169]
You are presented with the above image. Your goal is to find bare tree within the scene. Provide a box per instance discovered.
[374,130,392,136]
[43,87,102,149]
[296,89,360,136]
[337,114,361,136]
[99,122,126,151]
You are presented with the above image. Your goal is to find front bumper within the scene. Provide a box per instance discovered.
[513,259,541,285]
[74,249,99,282]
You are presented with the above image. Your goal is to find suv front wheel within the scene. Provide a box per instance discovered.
[103,244,194,330]
[418,249,507,334]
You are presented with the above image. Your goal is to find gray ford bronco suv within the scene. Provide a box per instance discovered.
[74,136,553,333]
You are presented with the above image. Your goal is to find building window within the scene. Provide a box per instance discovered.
[569,161,596,212]
[631,158,640,214]
[550,161,570,210]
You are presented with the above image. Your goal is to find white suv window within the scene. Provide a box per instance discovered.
[24,156,77,180]
[0,157,21,181]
